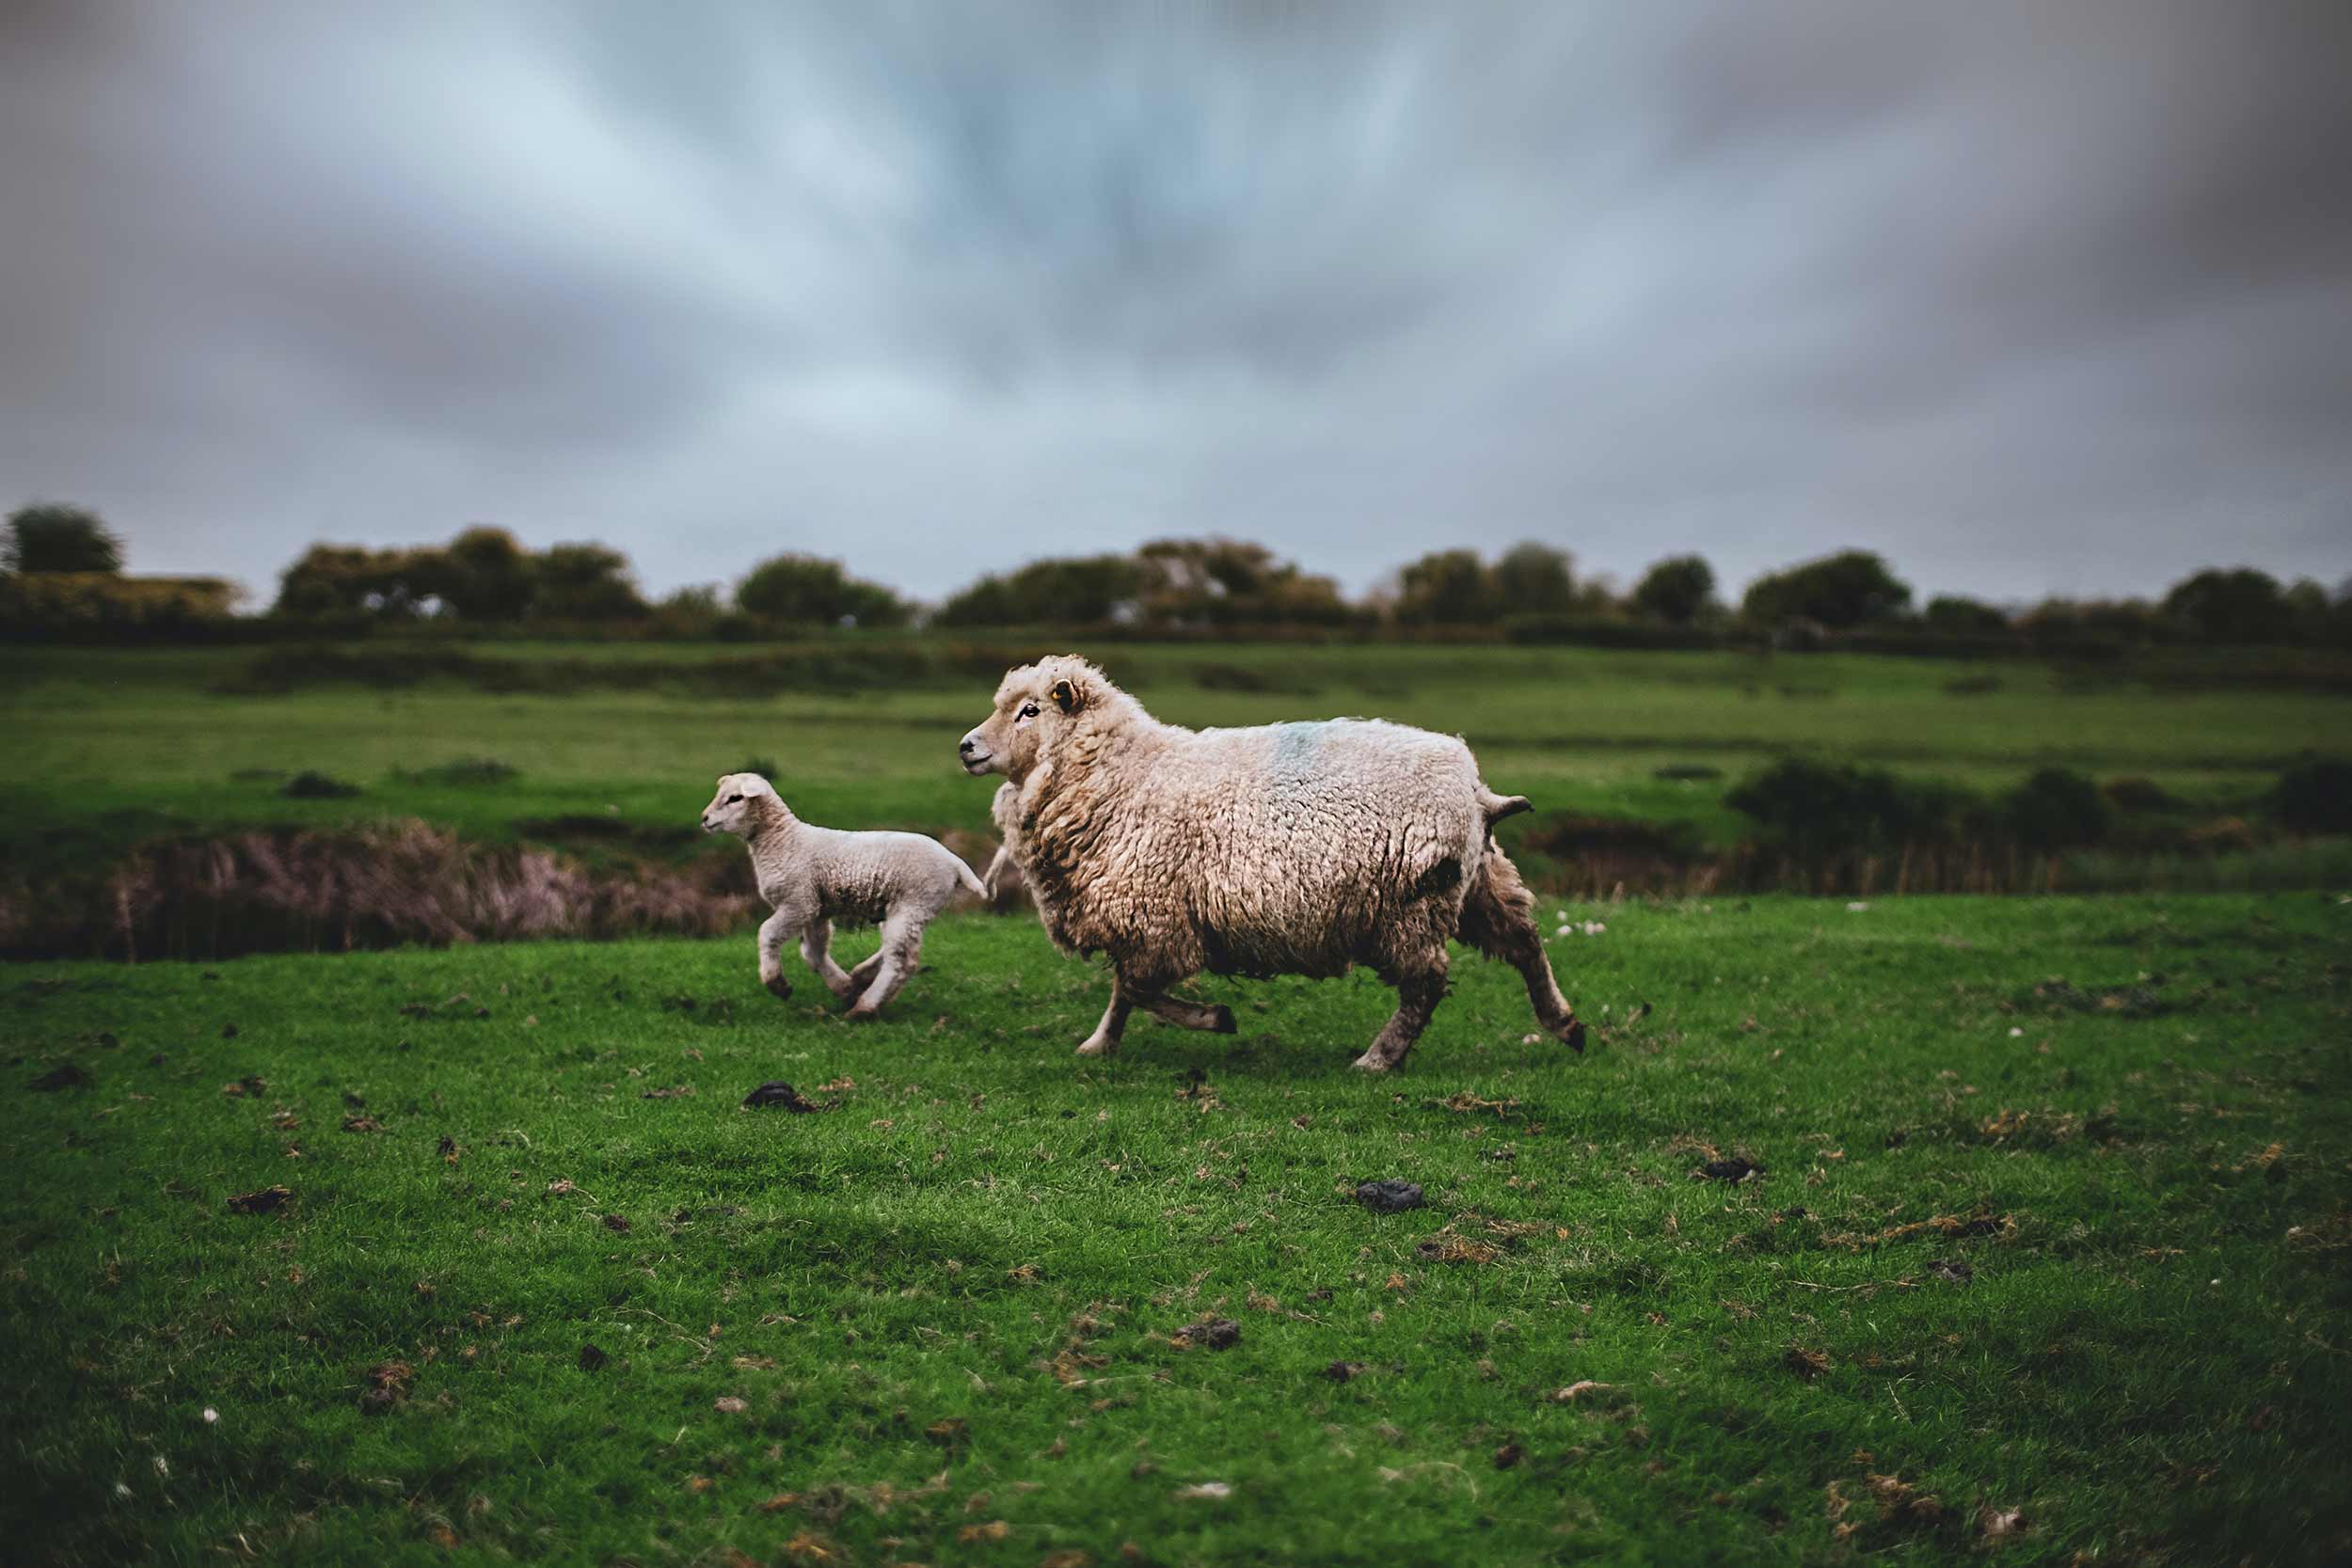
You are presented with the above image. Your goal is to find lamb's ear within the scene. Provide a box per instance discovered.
[1050,676,1084,715]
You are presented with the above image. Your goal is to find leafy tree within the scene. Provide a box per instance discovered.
[271,543,446,618]
[5,503,123,574]
[736,553,911,628]
[1922,595,2010,634]
[1491,543,1576,616]
[531,543,646,621]
[936,554,1149,626]
[2163,567,2286,643]
[1393,548,1497,625]
[1741,550,1911,629]
[1629,555,1716,625]
[1135,537,1351,626]
[442,526,535,620]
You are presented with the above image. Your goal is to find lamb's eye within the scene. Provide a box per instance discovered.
[1019,703,1040,719]
[726,794,741,803]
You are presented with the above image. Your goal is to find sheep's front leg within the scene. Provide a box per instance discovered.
[755,909,796,1002]
[799,918,858,1000]
[845,909,925,1020]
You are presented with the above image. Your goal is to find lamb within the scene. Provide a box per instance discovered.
[700,773,983,1019]
[956,656,1584,1069]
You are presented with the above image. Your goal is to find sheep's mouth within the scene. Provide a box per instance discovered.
[960,752,996,776]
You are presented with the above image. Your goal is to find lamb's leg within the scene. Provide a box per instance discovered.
[1354,962,1448,1072]
[841,950,885,1001]
[1137,992,1236,1035]
[1076,972,1135,1056]
[799,918,858,1000]
[755,910,795,1001]
[1458,846,1584,1051]
[845,909,925,1020]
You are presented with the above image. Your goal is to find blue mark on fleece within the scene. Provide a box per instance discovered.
[1267,721,1332,792]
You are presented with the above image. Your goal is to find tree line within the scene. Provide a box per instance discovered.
[6,499,2351,650]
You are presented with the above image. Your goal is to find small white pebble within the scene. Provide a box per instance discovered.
[115,1482,134,1499]
[1555,926,1571,938]
[202,1407,218,1424]
[1846,901,1869,912]
[1177,1481,1234,1500]
[2008,1027,2024,1037]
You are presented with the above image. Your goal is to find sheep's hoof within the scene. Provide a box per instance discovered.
[1349,1050,1400,1073]
[763,975,793,1002]
[1074,1036,1117,1057]
[1550,1015,1587,1053]
[1209,1006,1238,1035]
[845,1001,883,1022]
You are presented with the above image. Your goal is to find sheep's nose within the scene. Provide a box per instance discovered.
[958,736,978,757]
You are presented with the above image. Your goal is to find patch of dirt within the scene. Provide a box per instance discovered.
[1354,1180,1425,1212]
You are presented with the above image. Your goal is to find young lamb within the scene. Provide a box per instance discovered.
[700,773,982,1019]
[957,656,1584,1070]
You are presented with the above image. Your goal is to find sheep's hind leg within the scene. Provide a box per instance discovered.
[799,919,860,1000]
[1353,963,1448,1072]
[756,910,795,1002]
[1138,992,1236,1035]
[1459,847,1584,1052]
[1075,972,1135,1056]
[841,950,885,1002]
[845,910,925,1020]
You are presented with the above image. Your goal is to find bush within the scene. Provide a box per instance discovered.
[280,771,361,800]
[2272,755,2352,833]
[2000,768,2110,852]
[1724,758,1977,858]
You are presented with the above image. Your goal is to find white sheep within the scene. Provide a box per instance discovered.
[957,656,1583,1069]
[700,773,982,1019]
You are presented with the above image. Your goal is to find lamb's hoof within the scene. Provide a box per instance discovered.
[1559,1017,1587,1053]
[763,974,793,1002]
[1209,1006,1238,1035]
[845,1000,884,1022]
[1349,1050,1400,1073]
[1074,1036,1117,1057]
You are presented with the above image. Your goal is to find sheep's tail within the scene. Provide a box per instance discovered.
[951,853,987,898]
[1480,787,1533,828]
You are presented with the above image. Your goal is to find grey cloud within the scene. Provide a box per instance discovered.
[2,0,2345,605]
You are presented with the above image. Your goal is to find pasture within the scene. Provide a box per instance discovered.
[8,895,2351,1564]
[5,640,2350,1563]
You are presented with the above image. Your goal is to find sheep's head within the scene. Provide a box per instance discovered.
[701,772,780,836]
[959,655,1104,783]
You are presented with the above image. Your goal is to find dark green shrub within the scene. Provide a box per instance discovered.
[1724,758,1976,857]
[2000,768,2110,851]
[2273,755,2352,833]
[280,771,361,800]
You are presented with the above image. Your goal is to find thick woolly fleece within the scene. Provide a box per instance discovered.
[706,773,981,1017]
[972,657,1579,1067]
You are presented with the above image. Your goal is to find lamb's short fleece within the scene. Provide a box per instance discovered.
[700,773,982,1019]
[957,656,1582,1069]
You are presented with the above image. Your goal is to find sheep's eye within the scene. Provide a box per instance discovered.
[726,793,741,803]
[1019,703,1040,719]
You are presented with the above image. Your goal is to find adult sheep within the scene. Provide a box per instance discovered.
[957,656,1584,1069]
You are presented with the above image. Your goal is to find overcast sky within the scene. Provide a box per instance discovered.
[4,1,2347,608]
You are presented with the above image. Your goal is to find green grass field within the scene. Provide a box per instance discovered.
[4,640,2341,888]
[8,895,2350,1564]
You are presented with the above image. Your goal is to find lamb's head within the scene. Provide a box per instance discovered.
[700,772,781,836]
[959,655,1117,783]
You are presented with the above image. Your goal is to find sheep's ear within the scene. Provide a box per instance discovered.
[1050,677,1083,715]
